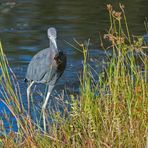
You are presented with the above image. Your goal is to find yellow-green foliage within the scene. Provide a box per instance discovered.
[48,4,148,147]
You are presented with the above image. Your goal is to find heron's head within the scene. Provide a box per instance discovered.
[47,27,57,40]
[47,27,57,49]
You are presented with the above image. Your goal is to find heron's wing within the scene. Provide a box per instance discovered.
[26,48,58,82]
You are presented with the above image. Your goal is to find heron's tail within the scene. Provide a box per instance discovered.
[24,78,28,83]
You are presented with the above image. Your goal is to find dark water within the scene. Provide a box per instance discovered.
[0,0,148,132]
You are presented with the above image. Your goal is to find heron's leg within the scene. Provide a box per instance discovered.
[42,85,54,132]
[27,81,34,116]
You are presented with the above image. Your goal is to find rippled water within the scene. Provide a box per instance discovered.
[0,0,148,132]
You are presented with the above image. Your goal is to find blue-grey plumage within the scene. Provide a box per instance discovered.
[25,27,66,131]
[25,28,66,84]
[25,48,66,84]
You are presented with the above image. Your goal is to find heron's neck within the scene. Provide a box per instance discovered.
[50,38,57,50]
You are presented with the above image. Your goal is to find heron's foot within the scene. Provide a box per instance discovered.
[26,113,32,127]
[26,108,31,122]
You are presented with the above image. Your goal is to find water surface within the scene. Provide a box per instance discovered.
[0,0,148,132]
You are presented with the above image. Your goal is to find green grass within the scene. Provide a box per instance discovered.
[0,4,148,147]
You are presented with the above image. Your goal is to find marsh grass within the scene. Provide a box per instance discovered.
[0,4,148,147]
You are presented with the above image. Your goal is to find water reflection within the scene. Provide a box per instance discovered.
[0,0,148,131]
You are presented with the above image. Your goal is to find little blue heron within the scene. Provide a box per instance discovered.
[25,27,66,131]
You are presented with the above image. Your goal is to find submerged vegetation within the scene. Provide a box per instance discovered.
[0,4,148,147]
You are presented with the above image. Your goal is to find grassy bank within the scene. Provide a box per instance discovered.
[0,4,148,147]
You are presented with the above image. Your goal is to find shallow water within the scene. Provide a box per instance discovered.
[0,0,148,132]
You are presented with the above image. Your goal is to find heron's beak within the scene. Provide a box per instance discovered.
[50,37,57,49]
